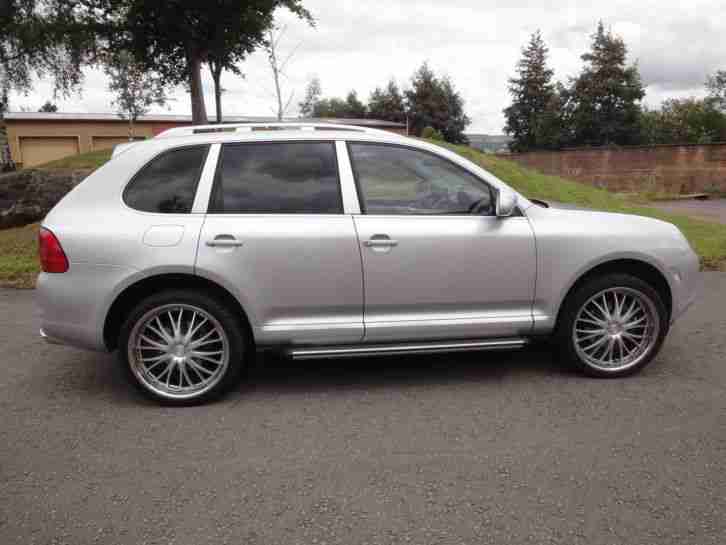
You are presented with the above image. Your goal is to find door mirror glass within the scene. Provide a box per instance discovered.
[496,188,517,217]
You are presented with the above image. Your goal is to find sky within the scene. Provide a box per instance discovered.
[8,0,726,134]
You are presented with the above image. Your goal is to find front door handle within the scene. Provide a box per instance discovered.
[364,235,398,248]
[206,235,243,248]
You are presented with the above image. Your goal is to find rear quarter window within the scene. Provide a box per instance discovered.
[124,145,209,213]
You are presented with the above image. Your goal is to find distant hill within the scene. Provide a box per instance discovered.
[466,134,511,154]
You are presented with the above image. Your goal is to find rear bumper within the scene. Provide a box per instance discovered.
[37,264,135,352]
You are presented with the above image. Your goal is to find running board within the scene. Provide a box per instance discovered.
[288,338,528,360]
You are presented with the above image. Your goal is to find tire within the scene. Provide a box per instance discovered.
[555,273,669,377]
[118,290,247,405]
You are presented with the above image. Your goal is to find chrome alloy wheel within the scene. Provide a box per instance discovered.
[572,287,660,373]
[127,304,230,400]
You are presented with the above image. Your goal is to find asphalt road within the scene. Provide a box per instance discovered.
[1,274,725,545]
[648,198,726,225]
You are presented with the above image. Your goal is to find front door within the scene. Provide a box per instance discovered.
[196,141,364,346]
[347,142,536,342]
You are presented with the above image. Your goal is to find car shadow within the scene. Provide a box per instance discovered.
[240,342,569,396]
[58,343,569,407]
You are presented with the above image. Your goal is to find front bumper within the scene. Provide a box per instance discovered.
[669,247,701,324]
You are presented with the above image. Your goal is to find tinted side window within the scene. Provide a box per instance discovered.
[124,146,209,213]
[348,143,494,215]
[210,142,342,214]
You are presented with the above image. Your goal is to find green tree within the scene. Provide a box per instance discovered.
[313,91,365,118]
[104,50,168,140]
[368,79,406,123]
[640,98,726,145]
[504,31,559,152]
[344,91,366,118]
[706,70,726,111]
[0,1,94,101]
[567,22,645,146]
[440,76,470,144]
[81,0,313,124]
[298,76,321,117]
[38,101,58,113]
[405,62,470,143]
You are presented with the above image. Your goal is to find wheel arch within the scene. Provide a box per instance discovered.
[103,273,254,351]
[555,258,673,330]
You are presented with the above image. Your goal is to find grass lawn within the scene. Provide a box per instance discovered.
[1,143,725,288]
[0,223,39,288]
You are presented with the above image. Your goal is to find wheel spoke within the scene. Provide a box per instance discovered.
[154,317,173,342]
[144,355,170,373]
[577,318,605,328]
[620,298,638,322]
[582,308,606,325]
[576,330,605,342]
[190,350,223,357]
[176,308,184,338]
[623,316,647,330]
[187,358,215,376]
[591,299,610,321]
[139,334,167,350]
[191,354,223,366]
[582,335,609,353]
[188,327,221,349]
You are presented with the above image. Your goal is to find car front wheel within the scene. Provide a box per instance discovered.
[118,290,246,405]
[556,274,668,377]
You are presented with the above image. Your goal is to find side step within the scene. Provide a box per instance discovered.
[288,338,528,360]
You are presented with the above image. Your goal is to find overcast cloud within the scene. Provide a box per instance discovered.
[9,0,726,133]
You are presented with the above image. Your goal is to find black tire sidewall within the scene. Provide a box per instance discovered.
[118,290,247,405]
[556,273,669,377]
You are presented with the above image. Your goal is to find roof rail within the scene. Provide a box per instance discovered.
[155,122,393,139]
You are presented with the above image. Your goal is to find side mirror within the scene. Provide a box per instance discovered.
[496,188,517,218]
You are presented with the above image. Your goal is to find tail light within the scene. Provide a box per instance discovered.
[38,227,69,273]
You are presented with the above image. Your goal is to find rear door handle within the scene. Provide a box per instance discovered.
[206,235,243,248]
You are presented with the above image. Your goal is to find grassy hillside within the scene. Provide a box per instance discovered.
[36,148,112,171]
[436,142,726,270]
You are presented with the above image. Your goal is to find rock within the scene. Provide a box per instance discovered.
[0,169,92,229]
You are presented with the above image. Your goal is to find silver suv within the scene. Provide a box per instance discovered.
[37,123,700,405]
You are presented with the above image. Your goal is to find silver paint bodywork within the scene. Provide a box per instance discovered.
[37,127,700,353]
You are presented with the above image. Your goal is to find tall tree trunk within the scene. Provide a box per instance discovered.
[209,63,223,123]
[267,31,284,121]
[188,52,208,124]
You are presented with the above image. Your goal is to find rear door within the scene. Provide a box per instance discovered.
[195,140,364,346]
[347,142,536,342]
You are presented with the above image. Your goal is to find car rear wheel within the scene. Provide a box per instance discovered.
[118,290,246,405]
[556,273,668,377]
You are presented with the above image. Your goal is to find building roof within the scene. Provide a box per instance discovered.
[3,112,406,127]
